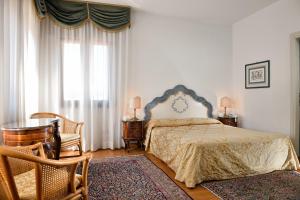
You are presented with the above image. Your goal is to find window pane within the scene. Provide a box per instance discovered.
[24,32,38,117]
[63,43,81,100]
[91,45,108,100]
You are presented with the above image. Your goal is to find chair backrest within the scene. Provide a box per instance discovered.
[30,112,83,134]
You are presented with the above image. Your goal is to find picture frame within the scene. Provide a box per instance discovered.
[245,60,270,89]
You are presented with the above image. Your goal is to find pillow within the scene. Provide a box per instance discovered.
[146,118,221,130]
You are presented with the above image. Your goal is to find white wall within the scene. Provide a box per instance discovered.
[232,0,300,147]
[128,11,233,118]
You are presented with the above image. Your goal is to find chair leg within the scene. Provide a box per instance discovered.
[78,143,83,156]
[82,192,88,200]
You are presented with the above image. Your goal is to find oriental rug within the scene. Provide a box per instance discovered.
[86,155,191,200]
[201,170,300,200]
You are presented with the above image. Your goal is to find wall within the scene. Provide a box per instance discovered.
[0,0,3,128]
[128,11,233,118]
[232,0,300,149]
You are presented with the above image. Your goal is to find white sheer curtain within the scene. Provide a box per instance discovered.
[38,18,129,151]
[0,0,128,150]
[0,0,39,127]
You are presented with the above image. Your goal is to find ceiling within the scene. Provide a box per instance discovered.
[88,0,279,24]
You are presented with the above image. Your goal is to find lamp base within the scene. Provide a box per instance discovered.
[224,107,227,117]
[130,117,139,121]
[130,108,139,121]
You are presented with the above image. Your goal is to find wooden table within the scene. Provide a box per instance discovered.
[1,119,61,159]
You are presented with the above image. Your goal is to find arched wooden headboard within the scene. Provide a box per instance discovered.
[144,85,213,122]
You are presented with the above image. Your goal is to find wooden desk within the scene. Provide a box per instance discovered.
[1,119,61,159]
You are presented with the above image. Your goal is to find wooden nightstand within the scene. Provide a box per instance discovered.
[122,120,144,150]
[218,116,238,127]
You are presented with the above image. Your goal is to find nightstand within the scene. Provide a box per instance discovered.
[122,120,144,150]
[218,116,238,127]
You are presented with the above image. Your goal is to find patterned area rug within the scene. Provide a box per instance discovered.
[201,170,300,200]
[86,155,191,200]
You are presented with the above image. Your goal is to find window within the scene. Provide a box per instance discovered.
[24,32,38,117]
[63,43,81,101]
[90,45,108,101]
[63,43,108,101]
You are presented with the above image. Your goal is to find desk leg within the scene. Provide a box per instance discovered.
[52,121,61,160]
[54,135,61,160]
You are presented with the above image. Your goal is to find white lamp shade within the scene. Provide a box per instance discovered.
[220,96,232,108]
[130,96,141,109]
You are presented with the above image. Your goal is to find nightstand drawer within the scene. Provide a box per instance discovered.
[122,120,143,139]
[128,121,142,131]
[128,128,141,138]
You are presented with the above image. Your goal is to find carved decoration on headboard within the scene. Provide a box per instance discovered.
[144,84,213,121]
[172,96,189,113]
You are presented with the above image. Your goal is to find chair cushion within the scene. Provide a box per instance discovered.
[60,133,80,142]
[15,169,36,200]
[14,169,82,200]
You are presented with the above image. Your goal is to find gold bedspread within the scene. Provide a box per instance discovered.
[144,118,299,188]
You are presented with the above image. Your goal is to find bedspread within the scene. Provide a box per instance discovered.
[144,118,299,187]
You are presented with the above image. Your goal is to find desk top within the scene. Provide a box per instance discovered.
[1,118,59,131]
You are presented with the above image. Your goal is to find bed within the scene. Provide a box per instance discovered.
[143,85,299,188]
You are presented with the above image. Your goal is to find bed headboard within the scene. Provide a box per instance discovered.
[144,85,213,121]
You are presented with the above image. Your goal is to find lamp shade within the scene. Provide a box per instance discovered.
[129,96,141,109]
[220,96,232,108]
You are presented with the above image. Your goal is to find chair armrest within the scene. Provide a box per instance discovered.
[6,142,45,157]
[0,147,91,165]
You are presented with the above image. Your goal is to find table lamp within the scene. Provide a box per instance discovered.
[220,96,232,117]
[129,96,141,120]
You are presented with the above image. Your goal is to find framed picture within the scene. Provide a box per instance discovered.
[245,60,270,89]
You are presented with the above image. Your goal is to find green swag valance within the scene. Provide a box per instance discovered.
[34,0,131,30]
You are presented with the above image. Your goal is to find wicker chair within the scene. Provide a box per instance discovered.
[0,143,90,200]
[31,112,84,157]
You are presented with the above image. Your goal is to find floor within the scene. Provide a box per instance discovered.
[63,147,300,200]
[89,147,218,200]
